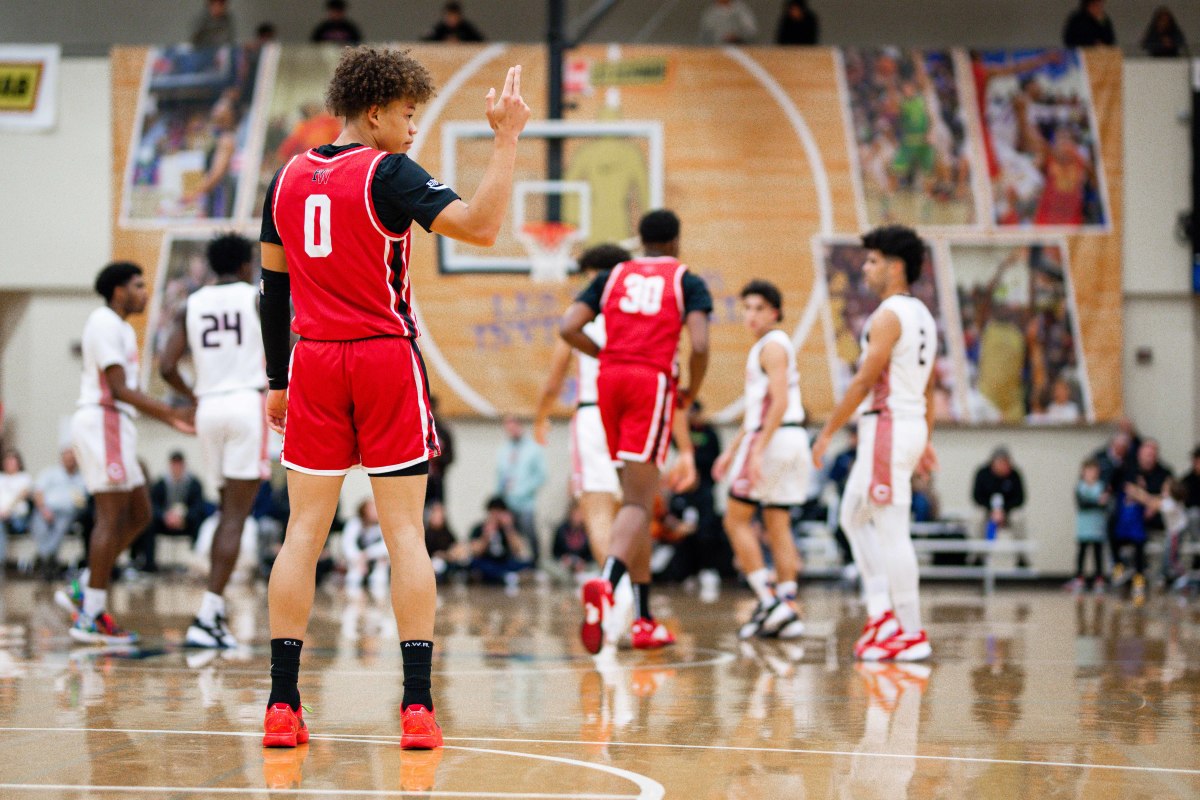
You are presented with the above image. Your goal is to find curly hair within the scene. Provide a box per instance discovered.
[325,47,437,119]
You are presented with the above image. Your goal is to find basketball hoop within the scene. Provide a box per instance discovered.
[518,220,579,283]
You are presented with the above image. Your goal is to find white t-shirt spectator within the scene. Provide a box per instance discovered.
[699,0,758,44]
[0,471,33,519]
[36,465,88,512]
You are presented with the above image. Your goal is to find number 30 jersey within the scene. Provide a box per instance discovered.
[261,144,460,342]
[577,256,713,376]
[186,282,267,397]
[858,293,937,420]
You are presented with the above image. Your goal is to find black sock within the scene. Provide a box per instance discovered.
[634,582,652,620]
[401,640,434,711]
[601,557,627,588]
[268,638,303,711]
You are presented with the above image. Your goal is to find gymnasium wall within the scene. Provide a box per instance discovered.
[0,55,1195,574]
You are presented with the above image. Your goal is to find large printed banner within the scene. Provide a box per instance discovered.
[111,44,1122,424]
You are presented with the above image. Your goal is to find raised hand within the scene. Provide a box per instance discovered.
[485,65,531,140]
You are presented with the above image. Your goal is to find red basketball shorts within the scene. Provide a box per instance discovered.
[597,363,675,469]
[281,337,440,475]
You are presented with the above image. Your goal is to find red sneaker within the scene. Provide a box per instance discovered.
[630,617,675,649]
[580,578,613,655]
[853,610,898,659]
[401,704,443,750]
[859,629,932,663]
[262,703,309,748]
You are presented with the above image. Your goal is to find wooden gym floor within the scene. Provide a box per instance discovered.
[0,577,1196,798]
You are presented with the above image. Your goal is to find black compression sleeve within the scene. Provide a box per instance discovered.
[259,270,292,390]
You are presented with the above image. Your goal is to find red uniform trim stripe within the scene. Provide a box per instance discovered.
[869,366,893,503]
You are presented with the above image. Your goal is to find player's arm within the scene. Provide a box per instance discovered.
[679,310,710,406]
[746,340,790,487]
[533,339,573,446]
[429,66,530,246]
[259,242,292,434]
[917,367,939,476]
[666,399,698,494]
[559,302,600,357]
[158,306,196,405]
[103,364,194,434]
[812,309,900,467]
[712,427,746,483]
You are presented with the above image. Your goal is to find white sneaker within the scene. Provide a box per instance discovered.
[603,576,634,648]
[759,600,805,639]
[185,615,238,649]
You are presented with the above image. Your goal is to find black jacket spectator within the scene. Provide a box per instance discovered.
[1180,446,1200,508]
[1141,7,1187,57]
[427,396,455,506]
[972,449,1025,514]
[311,0,362,45]
[423,2,485,42]
[1063,1,1116,47]
[775,0,819,45]
[1123,440,1172,532]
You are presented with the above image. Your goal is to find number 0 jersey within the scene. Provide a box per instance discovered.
[261,143,460,342]
[186,281,267,397]
[577,256,713,376]
[858,294,937,420]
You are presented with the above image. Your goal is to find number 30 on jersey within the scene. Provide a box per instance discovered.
[618,274,665,316]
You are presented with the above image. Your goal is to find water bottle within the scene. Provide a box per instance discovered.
[985,493,1003,541]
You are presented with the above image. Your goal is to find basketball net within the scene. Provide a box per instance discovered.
[519,221,577,283]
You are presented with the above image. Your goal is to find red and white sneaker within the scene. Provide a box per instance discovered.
[630,617,675,649]
[859,629,932,663]
[262,703,310,748]
[400,704,443,750]
[581,578,613,655]
[853,610,899,659]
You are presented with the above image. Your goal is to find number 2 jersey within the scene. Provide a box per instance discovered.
[260,143,460,342]
[858,294,937,420]
[186,281,266,397]
[576,256,713,376]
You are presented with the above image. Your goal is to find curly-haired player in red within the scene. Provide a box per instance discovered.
[258,47,528,749]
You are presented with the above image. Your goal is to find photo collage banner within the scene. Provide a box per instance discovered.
[109,44,1122,425]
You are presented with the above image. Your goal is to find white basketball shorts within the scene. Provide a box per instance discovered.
[841,413,928,526]
[571,404,620,497]
[728,425,812,508]
[196,389,269,490]
[71,405,145,494]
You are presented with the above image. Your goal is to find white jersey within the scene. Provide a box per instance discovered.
[186,282,266,397]
[77,306,140,417]
[743,329,804,432]
[576,314,606,405]
[857,294,936,420]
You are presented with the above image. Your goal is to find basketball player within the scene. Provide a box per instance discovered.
[812,225,938,663]
[560,209,711,655]
[712,280,808,640]
[56,263,195,644]
[533,243,631,563]
[158,233,266,649]
[257,47,528,749]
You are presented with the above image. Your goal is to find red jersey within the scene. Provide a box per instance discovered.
[1034,152,1086,225]
[265,144,458,341]
[579,256,713,376]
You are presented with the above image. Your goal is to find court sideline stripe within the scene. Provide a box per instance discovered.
[1,726,1195,777]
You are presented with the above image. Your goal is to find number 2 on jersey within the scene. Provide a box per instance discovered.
[619,274,665,316]
[304,194,332,258]
[917,326,928,366]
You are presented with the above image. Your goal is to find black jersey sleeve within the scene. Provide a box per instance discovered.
[575,270,612,313]
[372,154,461,234]
[682,272,714,314]
[260,170,283,245]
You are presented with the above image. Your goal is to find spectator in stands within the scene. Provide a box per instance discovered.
[775,0,819,45]
[341,499,388,595]
[0,449,33,570]
[311,0,362,45]
[495,414,545,559]
[1043,377,1082,424]
[424,501,467,583]
[427,395,455,507]
[911,472,939,523]
[469,497,533,590]
[131,451,206,573]
[552,501,593,580]
[972,446,1029,567]
[1062,0,1116,47]
[670,400,726,585]
[1141,6,1187,57]
[1181,445,1200,508]
[255,22,277,44]
[423,2,486,42]
[191,0,236,48]
[30,447,88,579]
[1126,439,1172,534]
[1068,458,1108,593]
[699,0,758,45]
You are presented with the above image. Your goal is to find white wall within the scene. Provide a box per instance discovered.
[0,59,110,290]
[1,56,1198,576]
